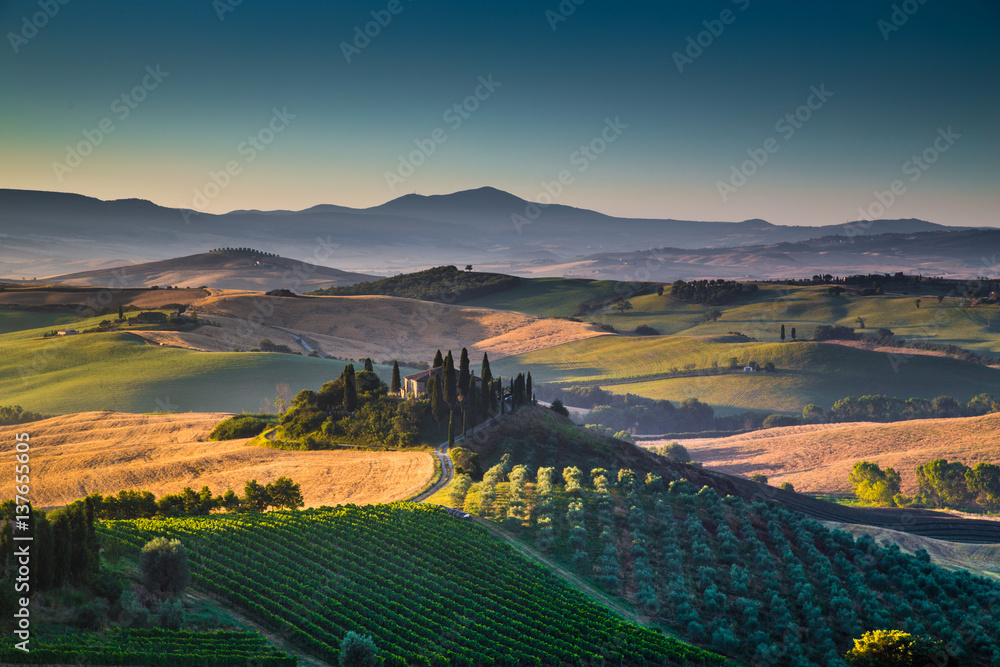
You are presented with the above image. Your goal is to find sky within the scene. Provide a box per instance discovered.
[1,0,998,226]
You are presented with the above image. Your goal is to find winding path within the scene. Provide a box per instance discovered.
[411,419,494,502]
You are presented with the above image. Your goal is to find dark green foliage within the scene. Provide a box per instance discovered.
[265,288,297,297]
[342,364,358,412]
[762,414,800,428]
[813,324,857,340]
[432,349,443,368]
[829,393,1000,423]
[209,414,273,440]
[844,629,952,666]
[257,338,296,354]
[916,458,972,508]
[650,442,690,463]
[458,348,470,398]
[550,399,570,417]
[0,405,46,425]
[430,373,446,423]
[308,265,521,301]
[634,324,659,335]
[447,410,455,446]
[340,631,379,667]
[443,351,457,405]
[390,360,401,394]
[140,537,191,598]
[670,279,758,305]
[363,357,374,372]
[480,352,493,413]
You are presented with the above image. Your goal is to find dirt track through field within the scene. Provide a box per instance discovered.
[0,412,433,508]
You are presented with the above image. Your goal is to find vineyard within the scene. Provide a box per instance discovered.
[98,504,723,666]
[0,628,294,666]
[456,464,1000,666]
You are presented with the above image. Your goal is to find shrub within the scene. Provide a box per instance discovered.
[844,629,950,666]
[549,399,570,417]
[209,415,271,440]
[340,631,379,667]
[140,537,190,598]
[634,325,659,335]
[762,414,800,429]
[749,473,768,484]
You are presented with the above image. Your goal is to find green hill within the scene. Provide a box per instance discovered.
[0,323,410,415]
[460,277,657,318]
[493,336,1000,415]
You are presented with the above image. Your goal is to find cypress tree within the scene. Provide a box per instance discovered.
[118,304,124,320]
[343,364,358,412]
[433,350,443,368]
[526,372,533,405]
[443,352,457,406]
[480,353,494,413]
[390,360,401,395]
[364,357,374,372]
[465,375,478,428]
[35,513,55,591]
[458,348,471,399]
[780,324,786,342]
[448,409,455,446]
[431,372,446,423]
[462,401,468,438]
[791,327,797,341]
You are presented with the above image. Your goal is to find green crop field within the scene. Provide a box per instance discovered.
[494,335,1000,415]
[0,629,294,666]
[99,504,722,666]
[0,323,412,415]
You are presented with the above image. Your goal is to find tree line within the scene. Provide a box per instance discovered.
[850,459,1000,511]
[666,279,759,306]
[307,265,520,302]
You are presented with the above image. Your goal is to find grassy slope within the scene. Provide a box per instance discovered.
[0,319,413,414]
[472,281,1000,355]
[460,277,650,318]
[0,309,81,334]
[495,335,1000,415]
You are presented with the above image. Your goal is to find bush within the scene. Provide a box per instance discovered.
[762,414,800,429]
[749,474,768,484]
[634,325,659,335]
[73,598,110,630]
[813,325,857,340]
[209,415,271,440]
[844,629,951,666]
[141,537,191,599]
[651,442,691,463]
[549,399,570,417]
[158,599,184,630]
[780,482,795,492]
[340,631,379,667]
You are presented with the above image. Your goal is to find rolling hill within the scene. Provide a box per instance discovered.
[0,412,434,508]
[493,335,1000,415]
[647,412,1000,495]
[47,251,377,291]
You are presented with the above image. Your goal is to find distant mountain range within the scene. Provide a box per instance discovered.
[0,186,990,280]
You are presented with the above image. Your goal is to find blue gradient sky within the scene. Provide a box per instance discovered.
[2,0,998,225]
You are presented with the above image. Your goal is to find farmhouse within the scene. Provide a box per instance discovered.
[56,329,78,336]
[402,367,478,398]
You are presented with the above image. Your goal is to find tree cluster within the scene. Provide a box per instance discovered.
[669,279,759,306]
[307,265,520,302]
[850,459,1000,511]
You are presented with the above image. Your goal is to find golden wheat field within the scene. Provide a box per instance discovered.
[0,411,434,508]
[646,412,1000,495]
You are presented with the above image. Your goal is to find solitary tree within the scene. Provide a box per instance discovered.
[140,537,190,598]
[915,298,921,309]
[464,264,473,272]
[850,461,901,506]
[780,324,786,342]
[339,631,379,667]
[432,350,443,368]
[705,308,722,322]
[363,358,374,372]
[615,300,633,314]
[118,304,124,320]
[526,372,533,404]
[791,327,796,341]
[266,477,304,509]
[390,361,401,395]
[855,316,866,329]
[480,353,493,413]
